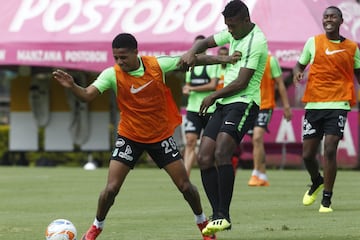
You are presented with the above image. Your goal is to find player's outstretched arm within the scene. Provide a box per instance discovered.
[52,69,99,102]
[195,51,241,66]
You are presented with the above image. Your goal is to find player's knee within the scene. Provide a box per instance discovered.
[197,153,213,169]
[177,178,191,193]
[214,148,232,165]
[103,183,120,199]
[181,182,198,200]
[252,135,263,146]
[185,135,198,148]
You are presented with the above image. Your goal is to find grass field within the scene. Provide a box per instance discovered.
[0,166,359,240]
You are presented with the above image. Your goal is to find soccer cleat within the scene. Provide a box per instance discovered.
[303,183,324,206]
[248,175,260,186]
[257,179,270,187]
[197,221,216,240]
[81,225,102,240]
[202,218,231,235]
[319,204,333,213]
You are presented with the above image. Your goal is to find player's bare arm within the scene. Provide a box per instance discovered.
[178,36,217,68]
[292,62,307,85]
[195,51,241,66]
[199,68,255,115]
[275,76,292,121]
[52,69,100,102]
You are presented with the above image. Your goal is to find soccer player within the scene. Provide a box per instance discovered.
[179,0,268,235]
[293,6,360,213]
[247,54,292,187]
[53,33,239,240]
[183,35,219,176]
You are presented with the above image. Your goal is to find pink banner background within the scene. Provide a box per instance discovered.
[1,0,359,71]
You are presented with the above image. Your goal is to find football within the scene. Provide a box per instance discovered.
[45,219,77,240]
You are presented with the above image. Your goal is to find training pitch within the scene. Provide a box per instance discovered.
[0,167,359,240]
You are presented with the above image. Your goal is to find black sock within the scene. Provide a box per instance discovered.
[322,191,332,207]
[201,167,219,218]
[311,173,323,186]
[217,164,235,222]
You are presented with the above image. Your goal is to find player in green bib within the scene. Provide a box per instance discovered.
[178,0,268,235]
[183,35,219,176]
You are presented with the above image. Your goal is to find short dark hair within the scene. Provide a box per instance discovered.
[326,6,343,19]
[112,33,138,49]
[222,0,250,19]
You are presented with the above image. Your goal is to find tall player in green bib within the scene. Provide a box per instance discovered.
[179,0,268,235]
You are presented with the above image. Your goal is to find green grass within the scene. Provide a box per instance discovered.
[0,167,359,240]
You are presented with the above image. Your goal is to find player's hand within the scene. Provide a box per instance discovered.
[293,71,304,85]
[182,85,191,95]
[52,69,75,89]
[177,50,197,71]
[229,51,242,64]
[199,94,216,115]
[283,106,292,121]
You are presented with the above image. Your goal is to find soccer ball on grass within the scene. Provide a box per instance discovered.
[45,219,77,240]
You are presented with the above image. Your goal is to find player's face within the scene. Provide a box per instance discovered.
[322,8,343,34]
[224,14,249,40]
[113,48,139,72]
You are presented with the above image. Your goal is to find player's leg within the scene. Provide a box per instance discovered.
[302,110,324,207]
[197,109,221,220]
[320,134,340,212]
[82,161,131,240]
[149,136,216,240]
[183,112,204,176]
[249,109,271,186]
[184,132,199,176]
[204,102,258,235]
[82,136,140,240]
[319,109,347,212]
[302,137,324,206]
[251,126,268,186]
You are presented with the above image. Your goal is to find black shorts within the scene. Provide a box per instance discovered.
[110,135,182,169]
[203,102,259,144]
[184,111,211,136]
[247,109,272,135]
[303,109,348,140]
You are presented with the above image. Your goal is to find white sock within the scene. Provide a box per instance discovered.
[93,217,105,229]
[195,213,207,224]
[258,173,268,181]
[252,169,260,176]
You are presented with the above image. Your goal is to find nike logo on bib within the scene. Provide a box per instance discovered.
[130,80,153,94]
[325,48,346,55]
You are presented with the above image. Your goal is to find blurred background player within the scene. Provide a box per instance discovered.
[247,54,292,186]
[183,35,219,176]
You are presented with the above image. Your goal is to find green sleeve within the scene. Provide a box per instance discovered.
[298,37,315,65]
[157,56,181,73]
[269,56,282,78]
[354,47,360,69]
[91,67,117,94]
[213,30,231,46]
